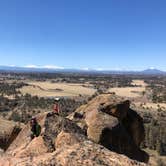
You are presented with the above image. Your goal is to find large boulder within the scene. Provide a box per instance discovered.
[69,94,149,163]
[0,112,146,166]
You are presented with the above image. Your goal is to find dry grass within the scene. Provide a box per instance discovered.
[108,87,145,98]
[19,81,96,97]
[108,80,146,98]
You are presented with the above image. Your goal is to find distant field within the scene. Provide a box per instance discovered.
[19,81,96,97]
[108,80,146,98]
[131,80,147,86]
[108,87,145,97]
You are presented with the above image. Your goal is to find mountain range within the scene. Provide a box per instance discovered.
[0,66,165,75]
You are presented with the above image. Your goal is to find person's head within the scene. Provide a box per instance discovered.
[30,116,37,125]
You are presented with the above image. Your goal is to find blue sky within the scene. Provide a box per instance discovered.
[0,0,166,70]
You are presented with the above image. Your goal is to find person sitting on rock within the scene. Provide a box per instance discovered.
[53,98,60,115]
[30,117,41,140]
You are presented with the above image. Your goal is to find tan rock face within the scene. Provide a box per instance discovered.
[0,143,146,166]
[0,94,148,165]
[86,109,119,142]
[70,94,149,163]
[14,136,49,158]
[55,131,84,149]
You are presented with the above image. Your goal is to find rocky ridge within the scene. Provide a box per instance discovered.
[0,94,148,166]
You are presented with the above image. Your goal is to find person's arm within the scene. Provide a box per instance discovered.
[57,103,60,114]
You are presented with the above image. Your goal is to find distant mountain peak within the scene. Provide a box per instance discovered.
[142,68,165,74]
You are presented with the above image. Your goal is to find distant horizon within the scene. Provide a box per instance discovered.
[0,64,165,72]
[0,0,166,71]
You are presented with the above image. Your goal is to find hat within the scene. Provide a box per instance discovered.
[55,98,60,101]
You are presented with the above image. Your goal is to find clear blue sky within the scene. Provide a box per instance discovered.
[0,0,166,70]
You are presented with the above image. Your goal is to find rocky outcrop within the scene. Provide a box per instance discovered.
[6,112,48,155]
[43,113,85,152]
[0,139,146,166]
[0,118,22,151]
[0,109,146,166]
[69,94,149,163]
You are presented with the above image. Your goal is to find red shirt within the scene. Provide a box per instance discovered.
[53,103,59,114]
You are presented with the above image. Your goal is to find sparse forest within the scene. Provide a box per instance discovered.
[141,111,166,156]
[145,77,166,103]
